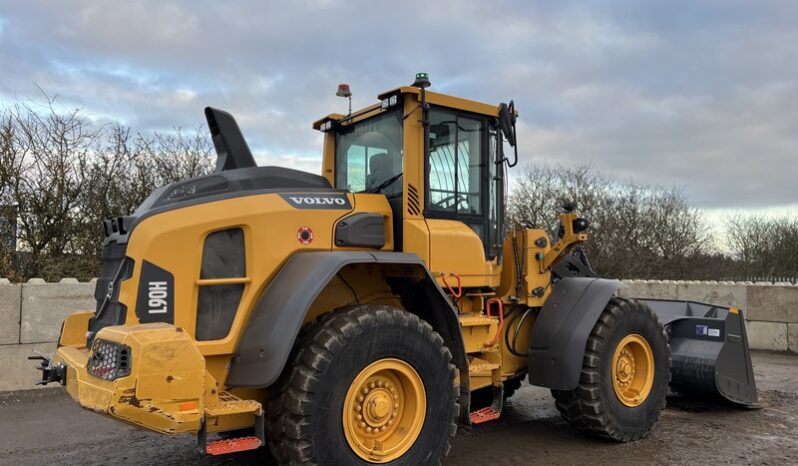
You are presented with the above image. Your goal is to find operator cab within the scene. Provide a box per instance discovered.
[315,74,518,288]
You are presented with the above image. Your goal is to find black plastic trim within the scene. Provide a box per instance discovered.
[527,277,624,390]
[334,213,386,248]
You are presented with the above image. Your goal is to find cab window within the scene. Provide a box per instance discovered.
[334,110,403,196]
[427,111,483,215]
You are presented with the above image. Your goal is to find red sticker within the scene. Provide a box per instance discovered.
[297,226,314,245]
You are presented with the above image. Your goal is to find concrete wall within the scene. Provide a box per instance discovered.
[0,278,95,391]
[0,278,796,391]
[618,280,798,352]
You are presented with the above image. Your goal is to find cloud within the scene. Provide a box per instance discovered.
[0,0,796,211]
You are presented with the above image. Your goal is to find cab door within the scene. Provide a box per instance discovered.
[424,107,503,288]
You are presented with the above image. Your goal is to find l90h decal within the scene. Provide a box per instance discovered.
[279,193,352,210]
[136,260,175,324]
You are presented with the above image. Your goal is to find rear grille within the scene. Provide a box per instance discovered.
[87,339,131,381]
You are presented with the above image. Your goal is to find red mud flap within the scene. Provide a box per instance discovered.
[206,436,262,456]
[470,407,501,424]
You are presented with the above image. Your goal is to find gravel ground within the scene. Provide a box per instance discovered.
[0,351,796,465]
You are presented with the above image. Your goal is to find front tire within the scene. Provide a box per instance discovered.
[266,305,458,465]
[552,297,670,441]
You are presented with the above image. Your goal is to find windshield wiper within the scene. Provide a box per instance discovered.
[366,173,403,194]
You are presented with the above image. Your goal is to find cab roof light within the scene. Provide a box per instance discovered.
[336,83,352,115]
[319,119,335,132]
[381,94,399,109]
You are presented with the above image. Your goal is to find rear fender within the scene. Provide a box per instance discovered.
[527,277,624,390]
[225,251,469,408]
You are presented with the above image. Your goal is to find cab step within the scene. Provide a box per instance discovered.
[469,384,504,425]
[205,436,262,456]
[470,406,501,424]
[198,399,265,456]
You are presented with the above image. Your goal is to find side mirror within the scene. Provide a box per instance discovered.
[498,102,516,147]
[498,101,518,168]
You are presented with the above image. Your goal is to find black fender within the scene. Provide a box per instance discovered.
[225,251,468,401]
[527,277,624,390]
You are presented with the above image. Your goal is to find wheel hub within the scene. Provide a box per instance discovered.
[343,359,426,463]
[358,382,398,432]
[611,334,655,407]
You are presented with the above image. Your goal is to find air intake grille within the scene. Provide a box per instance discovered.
[408,184,421,215]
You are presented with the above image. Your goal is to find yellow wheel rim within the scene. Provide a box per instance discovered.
[611,334,655,407]
[342,358,426,463]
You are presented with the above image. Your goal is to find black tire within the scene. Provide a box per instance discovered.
[266,305,458,465]
[552,297,671,442]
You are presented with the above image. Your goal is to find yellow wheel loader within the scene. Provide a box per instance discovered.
[33,74,757,464]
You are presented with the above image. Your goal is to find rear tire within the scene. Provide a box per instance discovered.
[552,297,670,441]
[266,305,458,465]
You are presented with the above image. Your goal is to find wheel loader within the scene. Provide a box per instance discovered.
[33,73,757,464]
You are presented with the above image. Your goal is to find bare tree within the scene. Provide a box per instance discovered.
[0,94,214,281]
[508,164,711,280]
[726,214,798,279]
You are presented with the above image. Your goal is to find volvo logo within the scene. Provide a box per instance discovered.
[289,196,346,206]
[280,193,352,210]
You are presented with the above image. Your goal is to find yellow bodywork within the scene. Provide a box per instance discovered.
[53,84,588,439]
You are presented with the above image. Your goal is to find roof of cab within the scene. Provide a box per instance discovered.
[313,85,506,129]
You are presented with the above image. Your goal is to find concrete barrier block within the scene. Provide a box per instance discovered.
[0,283,21,345]
[20,281,95,344]
[745,320,789,351]
[675,283,746,309]
[746,285,798,323]
[620,281,679,300]
[0,342,58,391]
[789,323,798,353]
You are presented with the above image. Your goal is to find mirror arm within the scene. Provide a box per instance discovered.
[507,138,518,168]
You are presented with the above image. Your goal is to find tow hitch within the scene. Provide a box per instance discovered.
[28,353,66,386]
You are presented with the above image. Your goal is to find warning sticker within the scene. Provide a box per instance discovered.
[696,324,708,336]
[708,328,721,337]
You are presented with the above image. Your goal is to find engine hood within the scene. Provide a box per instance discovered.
[104,166,338,245]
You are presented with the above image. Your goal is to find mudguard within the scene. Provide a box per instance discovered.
[527,277,624,390]
[225,251,468,392]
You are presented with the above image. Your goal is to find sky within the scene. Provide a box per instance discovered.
[0,0,796,221]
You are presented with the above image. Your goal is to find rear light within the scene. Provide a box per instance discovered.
[87,339,131,381]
